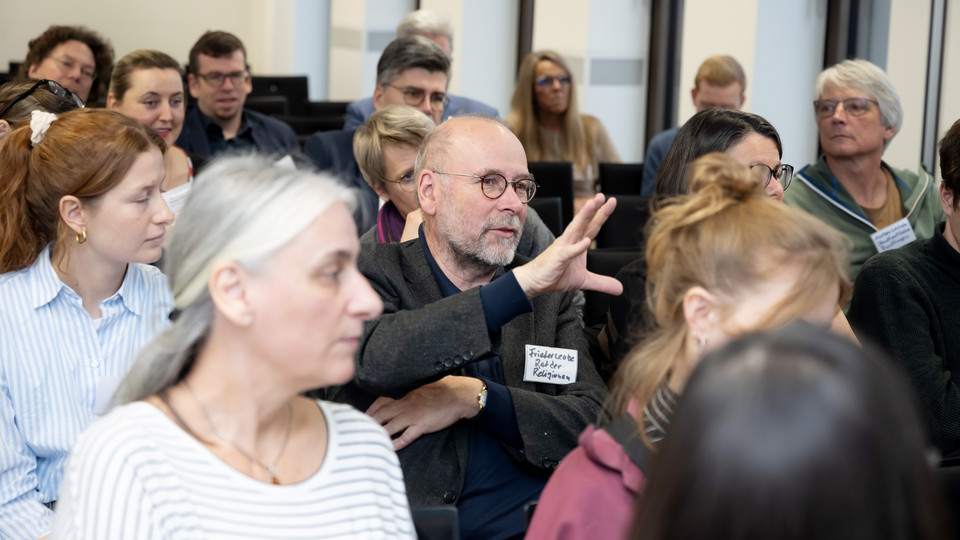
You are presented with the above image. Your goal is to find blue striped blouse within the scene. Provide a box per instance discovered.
[0,245,172,539]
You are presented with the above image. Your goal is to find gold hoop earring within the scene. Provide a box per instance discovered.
[75,229,87,245]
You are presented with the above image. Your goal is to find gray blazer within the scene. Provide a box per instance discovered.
[328,240,607,507]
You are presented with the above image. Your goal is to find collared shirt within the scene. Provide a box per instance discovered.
[419,230,547,540]
[197,107,256,155]
[0,245,172,539]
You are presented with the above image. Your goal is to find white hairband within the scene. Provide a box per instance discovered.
[30,110,58,146]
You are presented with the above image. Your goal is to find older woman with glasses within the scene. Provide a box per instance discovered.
[18,25,114,104]
[52,155,415,538]
[784,59,943,284]
[0,79,84,140]
[507,50,621,210]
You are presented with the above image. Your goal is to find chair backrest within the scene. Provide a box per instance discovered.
[598,162,644,195]
[412,506,460,540]
[583,248,642,327]
[595,195,652,249]
[243,94,289,117]
[937,465,960,539]
[250,75,309,115]
[527,196,563,237]
[528,161,575,228]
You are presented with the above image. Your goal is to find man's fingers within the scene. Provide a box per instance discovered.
[581,273,624,296]
[393,425,424,451]
[366,396,397,423]
[585,196,617,239]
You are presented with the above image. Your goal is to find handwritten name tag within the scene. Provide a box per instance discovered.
[870,217,917,253]
[523,345,578,384]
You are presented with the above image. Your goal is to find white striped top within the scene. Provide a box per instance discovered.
[51,400,415,539]
[0,245,172,540]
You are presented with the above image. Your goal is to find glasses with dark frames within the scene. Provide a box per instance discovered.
[750,163,794,191]
[386,85,450,111]
[0,79,85,120]
[196,71,250,87]
[432,169,538,203]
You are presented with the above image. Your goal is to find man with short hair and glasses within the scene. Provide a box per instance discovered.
[784,59,943,284]
[324,115,615,539]
[175,30,298,159]
[305,36,453,233]
[343,9,499,130]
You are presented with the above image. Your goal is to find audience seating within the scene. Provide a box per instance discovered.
[595,195,652,249]
[411,506,460,540]
[528,196,563,237]
[529,161,575,229]
[243,95,289,116]
[584,248,642,327]
[251,75,309,115]
[599,162,644,195]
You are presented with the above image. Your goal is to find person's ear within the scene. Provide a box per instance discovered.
[682,286,720,339]
[27,63,42,80]
[941,182,956,217]
[0,119,10,139]
[371,182,391,202]
[187,74,200,99]
[690,86,698,106]
[373,85,385,111]
[207,260,255,327]
[59,195,86,236]
[418,169,438,217]
[107,93,119,110]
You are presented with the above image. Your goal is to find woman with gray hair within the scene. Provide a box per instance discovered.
[52,155,416,539]
[784,58,943,284]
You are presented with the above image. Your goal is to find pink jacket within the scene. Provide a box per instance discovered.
[525,423,645,539]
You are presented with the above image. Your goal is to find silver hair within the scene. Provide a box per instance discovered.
[814,59,903,138]
[375,35,450,88]
[396,9,454,47]
[117,154,356,403]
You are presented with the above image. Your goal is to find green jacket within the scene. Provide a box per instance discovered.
[784,155,944,284]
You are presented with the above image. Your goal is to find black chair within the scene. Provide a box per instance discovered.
[251,75,308,115]
[275,114,346,148]
[598,162,644,195]
[529,161,575,229]
[528,196,563,237]
[583,249,642,327]
[595,195,652,249]
[305,100,351,117]
[412,506,460,540]
[243,95,288,116]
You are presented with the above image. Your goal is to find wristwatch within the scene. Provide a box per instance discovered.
[477,380,488,413]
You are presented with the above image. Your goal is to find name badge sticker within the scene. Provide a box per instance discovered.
[870,217,917,253]
[524,345,578,384]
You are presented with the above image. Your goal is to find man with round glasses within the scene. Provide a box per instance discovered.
[785,59,943,284]
[19,25,114,104]
[176,31,298,159]
[328,115,616,539]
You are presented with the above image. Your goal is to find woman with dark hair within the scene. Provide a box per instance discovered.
[0,108,173,539]
[507,50,620,208]
[19,25,114,104]
[52,155,414,538]
[655,108,792,201]
[526,154,849,539]
[0,79,84,140]
[631,322,947,540]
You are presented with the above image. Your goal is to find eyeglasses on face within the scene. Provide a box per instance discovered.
[535,75,572,87]
[196,71,250,87]
[750,162,794,191]
[51,56,97,82]
[432,169,538,203]
[384,169,417,192]
[0,79,85,120]
[387,85,449,111]
[813,97,879,118]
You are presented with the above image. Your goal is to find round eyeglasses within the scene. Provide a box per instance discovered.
[387,85,450,111]
[750,163,794,191]
[432,170,538,203]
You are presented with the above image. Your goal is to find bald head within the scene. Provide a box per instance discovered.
[414,116,520,181]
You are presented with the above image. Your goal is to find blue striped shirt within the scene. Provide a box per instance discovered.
[0,245,172,539]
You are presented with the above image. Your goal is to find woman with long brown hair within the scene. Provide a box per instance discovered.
[0,108,174,538]
[527,153,850,540]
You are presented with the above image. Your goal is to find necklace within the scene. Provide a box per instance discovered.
[183,381,293,485]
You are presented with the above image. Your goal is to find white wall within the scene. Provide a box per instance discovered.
[935,1,960,181]
[884,0,931,171]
